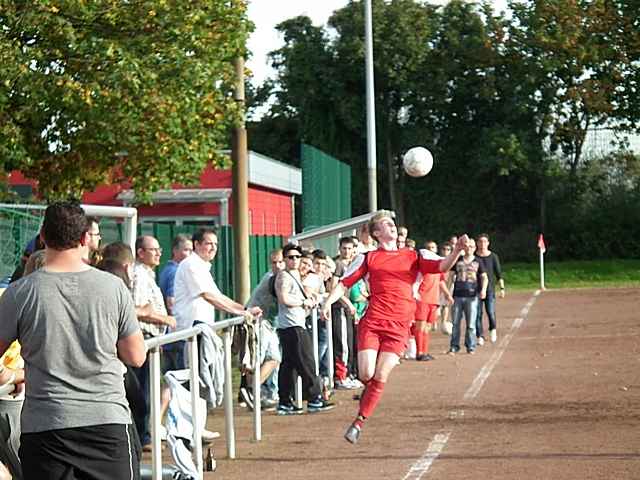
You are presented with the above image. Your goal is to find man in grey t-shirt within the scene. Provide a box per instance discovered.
[0,202,146,480]
[274,244,334,415]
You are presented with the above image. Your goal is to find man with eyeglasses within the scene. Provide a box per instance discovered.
[132,235,177,450]
[85,216,101,252]
[275,244,334,415]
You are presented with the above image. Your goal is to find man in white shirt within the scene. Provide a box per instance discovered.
[174,228,261,332]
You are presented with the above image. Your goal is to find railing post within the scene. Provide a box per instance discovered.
[188,335,203,478]
[149,346,162,480]
[222,328,236,459]
[253,320,262,442]
[311,308,319,376]
[326,311,335,389]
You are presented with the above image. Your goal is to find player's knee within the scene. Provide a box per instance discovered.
[359,371,374,383]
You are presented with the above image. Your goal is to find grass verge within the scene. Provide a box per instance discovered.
[504,259,640,291]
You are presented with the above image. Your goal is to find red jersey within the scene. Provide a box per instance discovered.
[417,272,444,306]
[341,248,441,328]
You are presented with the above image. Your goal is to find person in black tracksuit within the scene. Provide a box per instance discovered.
[475,233,505,344]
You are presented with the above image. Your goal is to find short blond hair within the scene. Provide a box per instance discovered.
[367,210,394,242]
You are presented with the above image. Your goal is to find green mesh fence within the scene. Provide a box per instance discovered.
[301,143,351,231]
[0,206,43,281]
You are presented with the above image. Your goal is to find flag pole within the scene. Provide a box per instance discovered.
[538,234,546,291]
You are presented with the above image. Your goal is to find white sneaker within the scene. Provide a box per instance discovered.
[335,379,357,390]
[202,429,221,442]
[490,329,497,343]
[477,337,485,346]
[350,378,364,389]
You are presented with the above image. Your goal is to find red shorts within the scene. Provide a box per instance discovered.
[357,320,411,356]
[415,302,439,324]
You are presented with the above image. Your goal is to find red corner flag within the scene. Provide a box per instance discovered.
[537,234,546,253]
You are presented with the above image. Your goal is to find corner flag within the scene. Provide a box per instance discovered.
[537,234,546,253]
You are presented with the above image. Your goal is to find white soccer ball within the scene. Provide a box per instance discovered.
[403,147,433,177]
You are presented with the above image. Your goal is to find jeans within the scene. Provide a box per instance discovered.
[476,293,496,339]
[262,369,279,401]
[450,296,478,353]
[162,340,186,372]
[317,325,329,377]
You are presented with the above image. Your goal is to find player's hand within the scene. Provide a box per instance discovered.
[480,291,487,300]
[321,305,331,321]
[446,296,454,306]
[456,234,469,252]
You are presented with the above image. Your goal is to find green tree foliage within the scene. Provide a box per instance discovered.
[0,1,252,200]
[505,0,640,174]
[250,0,640,259]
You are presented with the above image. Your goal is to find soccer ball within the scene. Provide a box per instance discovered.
[403,147,433,177]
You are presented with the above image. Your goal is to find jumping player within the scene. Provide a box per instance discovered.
[322,211,467,443]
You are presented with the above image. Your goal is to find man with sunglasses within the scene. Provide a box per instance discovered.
[275,244,334,415]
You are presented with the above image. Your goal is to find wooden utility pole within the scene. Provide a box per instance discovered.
[231,56,250,303]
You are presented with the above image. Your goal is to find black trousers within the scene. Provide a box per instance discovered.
[277,326,321,403]
[20,423,138,480]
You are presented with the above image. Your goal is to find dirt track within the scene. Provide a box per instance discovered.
[192,288,640,479]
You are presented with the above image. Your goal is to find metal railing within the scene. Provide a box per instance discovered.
[144,315,249,480]
[288,210,394,245]
[144,310,337,479]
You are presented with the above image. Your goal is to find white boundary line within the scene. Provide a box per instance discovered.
[401,433,451,480]
[401,290,541,480]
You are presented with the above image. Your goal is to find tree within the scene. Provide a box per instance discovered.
[0,1,252,200]
[249,0,640,258]
[505,0,640,174]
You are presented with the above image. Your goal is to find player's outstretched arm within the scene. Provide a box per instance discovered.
[438,234,467,272]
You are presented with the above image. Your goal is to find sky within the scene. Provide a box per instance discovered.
[246,0,509,87]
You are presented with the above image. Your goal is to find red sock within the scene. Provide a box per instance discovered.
[415,331,424,356]
[422,329,431,354]
[414,321,426,355]
[335,358,348,381]
[358,378,385,419]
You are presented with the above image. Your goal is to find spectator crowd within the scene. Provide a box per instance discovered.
[0,202,505,478]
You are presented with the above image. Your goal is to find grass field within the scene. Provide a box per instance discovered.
[504,259,640,290]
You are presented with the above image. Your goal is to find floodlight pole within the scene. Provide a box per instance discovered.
[232,56,251,303]
[364,0,377,212]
